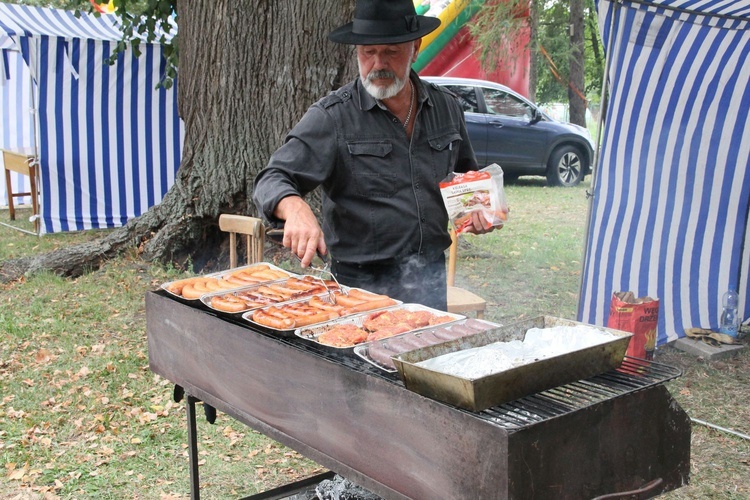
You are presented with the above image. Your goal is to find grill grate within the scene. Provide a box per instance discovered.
[481,357,682,429]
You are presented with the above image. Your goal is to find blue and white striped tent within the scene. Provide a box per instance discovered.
[0,3,183,233]
[579,0,750,344]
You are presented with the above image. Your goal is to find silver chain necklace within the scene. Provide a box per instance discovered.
[403,79,415,129]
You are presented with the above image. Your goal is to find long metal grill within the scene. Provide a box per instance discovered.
[482,357,682,429]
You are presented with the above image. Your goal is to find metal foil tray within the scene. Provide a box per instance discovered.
[160,262,294,301]
[296,304,464,349]
[354,318,501,372]
[242,288,403,338]
[393,316,633,412]
[199,276,335,315]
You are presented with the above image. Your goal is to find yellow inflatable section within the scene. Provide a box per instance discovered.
[414,0,471,52]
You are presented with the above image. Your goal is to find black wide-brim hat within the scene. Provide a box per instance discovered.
[329,0,441,45]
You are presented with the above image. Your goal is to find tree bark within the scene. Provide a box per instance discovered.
[527,0,539,102]
[568,0,586,126]
[0,0,357,282]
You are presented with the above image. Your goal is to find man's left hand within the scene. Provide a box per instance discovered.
[463,210,499,235]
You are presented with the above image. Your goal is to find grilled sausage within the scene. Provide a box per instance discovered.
[211,295,247,313]
[332,294,367,307]
[367,343,400,370]
[384,334,429,353]
[430,328,465,341]
[166,277,201,295]
[290,311,339,327]
[446,324,474,337]
[182,281,209,299]
[463,318,495,332]
[342,297,398,314]
[415,331,445,344]
[309,296,347,314]
[347,289,391,301]
[252,310,295,329]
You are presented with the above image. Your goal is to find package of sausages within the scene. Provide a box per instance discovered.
[439,163,509,235]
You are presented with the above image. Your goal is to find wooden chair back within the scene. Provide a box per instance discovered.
[218,214,265,268]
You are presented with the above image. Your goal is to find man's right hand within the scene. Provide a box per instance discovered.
[273,196,327,268]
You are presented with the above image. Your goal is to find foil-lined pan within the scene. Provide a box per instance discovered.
[160,262,294,301]
[354,318,501,372]
[393,316,633,412]
[242,288,401,337]
[199,275,338,315]
[295,304,465,350]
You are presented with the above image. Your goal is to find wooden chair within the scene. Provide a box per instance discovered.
[218,214,266,268]
[3,148,39,232]
[447,228,487,318]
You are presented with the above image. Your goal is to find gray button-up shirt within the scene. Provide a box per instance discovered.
[253,72,478,264]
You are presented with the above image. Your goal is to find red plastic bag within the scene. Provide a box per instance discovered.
[607,292,659,359]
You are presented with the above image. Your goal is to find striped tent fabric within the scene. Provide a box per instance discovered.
[0,4,183,233]
[579,0,750,345]
[0,47,35,207]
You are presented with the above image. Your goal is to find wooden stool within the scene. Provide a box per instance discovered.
[3,148,39,232]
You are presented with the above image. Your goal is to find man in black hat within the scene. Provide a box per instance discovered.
[253,0,493,311]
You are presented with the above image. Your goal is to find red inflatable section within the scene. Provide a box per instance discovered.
[418,25,530,98]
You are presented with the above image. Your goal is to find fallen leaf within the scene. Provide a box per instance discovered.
[35,348,52,363]
[8,469,25,480]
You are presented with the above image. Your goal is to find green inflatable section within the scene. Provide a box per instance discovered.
[414,0,485,73]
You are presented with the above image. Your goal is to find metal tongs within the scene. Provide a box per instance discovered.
[266,228,347,303]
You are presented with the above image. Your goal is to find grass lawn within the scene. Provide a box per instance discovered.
[1,177,748,498]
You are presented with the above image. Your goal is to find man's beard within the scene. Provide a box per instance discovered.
[362,69,408,100]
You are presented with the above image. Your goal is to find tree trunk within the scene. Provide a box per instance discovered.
[527,0,539,102]
[568,0,586,126]
[0,0,357,282]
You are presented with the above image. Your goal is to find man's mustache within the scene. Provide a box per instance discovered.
[367,70,397,81]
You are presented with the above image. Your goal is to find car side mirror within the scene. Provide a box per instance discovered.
[530,108,542,124]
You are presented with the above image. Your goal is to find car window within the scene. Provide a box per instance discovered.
[482,88,533,120]
[443,85,479,113]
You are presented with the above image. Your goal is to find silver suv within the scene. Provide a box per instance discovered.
[423,76,595,187]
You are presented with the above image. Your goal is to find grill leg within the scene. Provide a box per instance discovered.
[186,395,201,500]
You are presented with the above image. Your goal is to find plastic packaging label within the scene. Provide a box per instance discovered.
[439,163,509,234]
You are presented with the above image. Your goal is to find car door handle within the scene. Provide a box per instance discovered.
[488,120,504,127]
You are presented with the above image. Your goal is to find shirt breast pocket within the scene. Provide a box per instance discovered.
[428,131,462,180]
[347,141,398,198]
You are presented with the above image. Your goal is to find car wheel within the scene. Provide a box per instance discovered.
[546,145,586,187]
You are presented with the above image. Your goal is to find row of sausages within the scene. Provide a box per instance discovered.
[365,318,498,370]
[209,276,338,313]
[312,308,457,348]
[250,289,398,330]
[165,264,291,299]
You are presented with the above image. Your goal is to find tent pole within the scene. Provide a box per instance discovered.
[576,0,619,320]
[29,41,41,235]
